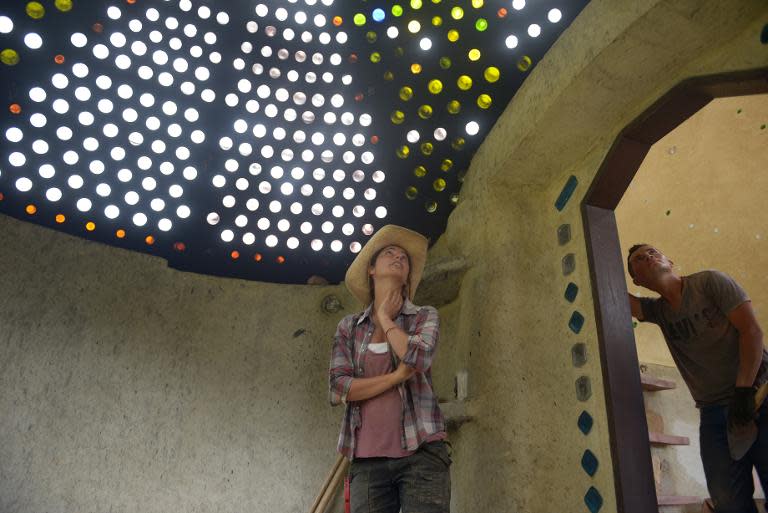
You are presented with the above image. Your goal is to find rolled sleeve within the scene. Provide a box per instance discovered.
[402,306,440,373]
[329,316,355,406]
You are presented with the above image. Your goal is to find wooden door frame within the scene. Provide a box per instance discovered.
[582,68,768,513]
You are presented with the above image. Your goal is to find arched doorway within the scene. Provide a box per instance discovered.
[583,67,768,513]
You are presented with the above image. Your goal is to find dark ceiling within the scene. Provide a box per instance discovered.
[0,0,588,283]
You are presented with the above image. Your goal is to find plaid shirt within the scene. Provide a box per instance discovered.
[329,299,445,460]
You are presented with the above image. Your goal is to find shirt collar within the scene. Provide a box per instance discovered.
[356,298,419,325]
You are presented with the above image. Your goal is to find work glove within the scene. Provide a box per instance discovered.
[728,387,757,428]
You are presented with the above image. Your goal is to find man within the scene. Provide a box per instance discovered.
[627,244,768,513]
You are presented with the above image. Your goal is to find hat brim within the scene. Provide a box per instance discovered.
[345,225,428,306]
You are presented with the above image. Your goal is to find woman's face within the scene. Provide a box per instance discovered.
[370,245,410,284]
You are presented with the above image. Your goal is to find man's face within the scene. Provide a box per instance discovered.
[628,245,674,286]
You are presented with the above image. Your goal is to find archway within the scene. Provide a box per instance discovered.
[583,67,768,512]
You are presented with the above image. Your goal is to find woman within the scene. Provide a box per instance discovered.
[329,224,451,513]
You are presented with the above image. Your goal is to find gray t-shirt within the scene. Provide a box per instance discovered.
[640,270,768,407]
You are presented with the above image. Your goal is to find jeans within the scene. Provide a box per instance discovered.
[700,400,768,513]
[349,441,451,513]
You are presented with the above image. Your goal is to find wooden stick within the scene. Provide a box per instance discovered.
[314,464,342,513]
[316,458,350,513]
[309,454,345,513]
[319,459,348,511]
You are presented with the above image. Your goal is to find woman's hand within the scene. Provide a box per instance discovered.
[377,289,403,325]
[393,361,416,384]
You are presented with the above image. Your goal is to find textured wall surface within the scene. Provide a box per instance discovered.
[0,215,459,513]
[429,0,768,511]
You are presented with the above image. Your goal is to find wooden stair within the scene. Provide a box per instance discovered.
[640,371,701,510]
[649,431,690,446]
[657,495,700,507]
[641,374,676,391]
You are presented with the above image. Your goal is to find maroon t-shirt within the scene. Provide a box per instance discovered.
[355,343,445,458]
[355,347,413,458]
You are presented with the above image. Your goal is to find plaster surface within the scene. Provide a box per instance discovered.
[429,0,768,511]
[0,215,457,512]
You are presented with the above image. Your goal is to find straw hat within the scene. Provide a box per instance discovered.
[345,225,428,306]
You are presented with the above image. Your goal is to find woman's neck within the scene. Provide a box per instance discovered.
[372,277,405,312]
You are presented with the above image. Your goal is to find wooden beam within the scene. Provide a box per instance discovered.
[583,204,658,513]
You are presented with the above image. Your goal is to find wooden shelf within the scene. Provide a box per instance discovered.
[641,374,676,391]
[657,495,700,506]
[649,431,690,446]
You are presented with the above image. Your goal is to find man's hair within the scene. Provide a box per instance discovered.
[627,243,649,279]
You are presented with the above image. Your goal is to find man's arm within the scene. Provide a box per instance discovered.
[729,301,765,388]
[628,294,644,321]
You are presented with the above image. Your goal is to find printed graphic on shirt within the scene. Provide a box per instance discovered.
[660,307,724,341]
